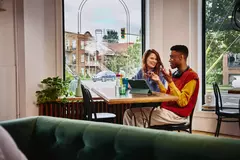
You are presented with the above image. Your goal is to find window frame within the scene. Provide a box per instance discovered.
[62,0,146,79]
[202,0,206,105]
[202,0,240,105]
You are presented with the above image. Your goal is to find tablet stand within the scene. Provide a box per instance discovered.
[130,88,152,95]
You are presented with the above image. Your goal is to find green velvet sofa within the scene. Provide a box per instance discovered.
[0,116,240,160]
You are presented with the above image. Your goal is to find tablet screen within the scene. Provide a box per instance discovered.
[128,79,151,90]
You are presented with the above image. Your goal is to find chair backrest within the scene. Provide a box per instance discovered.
[184,91,199,131]
[188,106,195,128]
[187,79,201,130]
[81,84,97,120]
[212,82,223,114]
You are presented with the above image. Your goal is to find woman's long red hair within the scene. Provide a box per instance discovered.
[142,49,164,78]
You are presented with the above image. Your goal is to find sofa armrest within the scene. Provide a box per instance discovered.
[0,116,38,159]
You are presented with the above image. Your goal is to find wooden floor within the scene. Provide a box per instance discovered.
[192,130,240,139]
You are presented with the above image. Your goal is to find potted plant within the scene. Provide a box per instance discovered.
[35,76,71,104]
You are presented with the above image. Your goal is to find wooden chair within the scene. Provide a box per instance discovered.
[81,84,116,123]
[212,82,240,137]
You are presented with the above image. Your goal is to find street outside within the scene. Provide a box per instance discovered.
[82,80,115,89]
[220,92,240,107]
[81,80,240,107]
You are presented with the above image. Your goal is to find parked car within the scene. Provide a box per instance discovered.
[92,71,116,82]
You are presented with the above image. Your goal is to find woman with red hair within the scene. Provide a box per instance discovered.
[132,49,166,91]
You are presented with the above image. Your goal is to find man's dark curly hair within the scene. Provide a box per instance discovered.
[170,45,189,58]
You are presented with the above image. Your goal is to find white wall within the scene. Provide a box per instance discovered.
[148,0,200,106]
[0,0,62,120]
[23,0,60,116]
[149,0,197,69]
[0,0,61,119]
[0,0,17,120]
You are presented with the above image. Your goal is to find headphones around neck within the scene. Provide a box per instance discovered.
[172,66,190,78]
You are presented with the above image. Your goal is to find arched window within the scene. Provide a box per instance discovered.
[63,0,145,80]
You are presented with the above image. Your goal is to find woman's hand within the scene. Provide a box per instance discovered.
[149,72,160,83]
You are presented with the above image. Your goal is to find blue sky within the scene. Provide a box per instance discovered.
[64,0,142,43]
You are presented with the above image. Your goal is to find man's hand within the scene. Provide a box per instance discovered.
[161,68,173,83]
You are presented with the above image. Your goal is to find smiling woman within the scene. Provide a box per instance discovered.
[63,0,145,81]
[132,49,165,92]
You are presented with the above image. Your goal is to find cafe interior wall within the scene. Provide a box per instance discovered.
[0,0,17,120]
[1,0,239,136]
[0,0,62,120]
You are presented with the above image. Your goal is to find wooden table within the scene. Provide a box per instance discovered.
[91,87,178,104]
[91,87,178,127]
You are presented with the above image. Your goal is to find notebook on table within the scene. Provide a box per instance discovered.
[128,79,152,95]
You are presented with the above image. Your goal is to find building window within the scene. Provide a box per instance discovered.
[72,54,76,64]
[81,41,85,50]
[203,0,240,106]
[63,0,145,80]
[72,40,76,50]
[65,40,69,50]
[81,67,85,75]
[87,54,90,63]
[81,55,84,63]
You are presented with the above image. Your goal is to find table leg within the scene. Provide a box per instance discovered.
[130,103,160,128]
[148,107,155,127]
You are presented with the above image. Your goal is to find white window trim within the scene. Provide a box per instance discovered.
[56,0,63,77]
[196,0,203,112]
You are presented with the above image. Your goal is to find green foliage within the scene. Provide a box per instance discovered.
[105,39,141,78]
[206,68,223,85]
[124,40,141,77]
[205,0,234,32]
[105,55,126,73]
[65,70,74,81]
[35,77,71,104]
[103,30,119,43]
[78,73,91,80]
[86,73,91,79]
[205,0,240,85]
